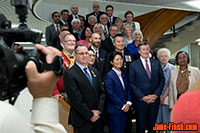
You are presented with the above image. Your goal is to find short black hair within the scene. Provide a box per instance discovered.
[60,9,69,15]
[109,51,123,66]
[138,41,150,50]
[52,11,59,18]
[175,51,190,65]
[124,10,133,18]
[106,5,114,10]
[114,33,124,42]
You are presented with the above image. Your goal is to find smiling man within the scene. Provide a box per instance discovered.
[63,44,105,133]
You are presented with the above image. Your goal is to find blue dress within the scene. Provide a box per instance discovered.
[156,63,175,124]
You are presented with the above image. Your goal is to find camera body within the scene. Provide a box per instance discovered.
[0,0,64,103]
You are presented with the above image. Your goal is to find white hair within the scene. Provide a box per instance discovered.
[88,15,97,24]
[71,18,80,26]
[157,48,171,59]
[133,29,143,41]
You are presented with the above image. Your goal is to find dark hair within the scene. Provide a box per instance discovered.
[124,10,134,18]
[60,24,69,32]
[114,33,124,42]
[60,9,69,15]
[138,41,150,50]
[109,51,123,66]
[81,27,93,40]
[52,11,59,18]
[106,5,114,10]
[74,43,88,53]
[175,51,190,65]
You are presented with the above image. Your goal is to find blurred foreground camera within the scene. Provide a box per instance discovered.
[0,0,64,104]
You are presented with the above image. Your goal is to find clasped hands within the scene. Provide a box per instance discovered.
[142,94,158,104]
[90,110,100,123]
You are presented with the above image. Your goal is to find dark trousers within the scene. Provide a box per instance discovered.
[135,104,159,133]
[108,112,127,133]
[75,120,101,133]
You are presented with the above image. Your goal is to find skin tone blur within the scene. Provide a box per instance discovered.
[114,36,125,51]
[124,27,133,42]
[134,32,142,46]
[115,19,123,33]
[53,13,60,24]
[126,13,133,24]
[93,2,100,13]
[71,4,78,15]
[88,50,96,66]
[94,25,103,36]
[72,21,81,33]
[109,26,118,38]
[177,52,188,70]
[139,44,158,103]
[63,35,76,55]
[90,33,101,49]
[110,54,130,112]
[89,17,97,26]
[61,11,69,22]
[85,27,92,46]
[106,7,113,17]
[100,14,108,26]
[74,46,89,66]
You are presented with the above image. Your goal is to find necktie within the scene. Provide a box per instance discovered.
[83,67,93,86]
[145,60,151,79]
[56,24,60,36]
[132,22,135,31]
[104,26,109,38]
[95,51,99,61]
[109,17,112,24]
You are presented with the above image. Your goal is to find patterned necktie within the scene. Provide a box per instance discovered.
[83,67,93,86]
[104,26,109,38]
[56,24,60,36]
[109,17,112,24]
[145,59,151,79]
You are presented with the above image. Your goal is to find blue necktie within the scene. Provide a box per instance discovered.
[83,67,93,86]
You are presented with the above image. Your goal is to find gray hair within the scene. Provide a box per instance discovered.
[88,15,97,24]
[133,29,143,41]
[74,43,88,53]
[71,18,80,26]
[157,48,171,59]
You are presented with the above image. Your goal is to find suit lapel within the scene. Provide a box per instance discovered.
[111,70,125,92]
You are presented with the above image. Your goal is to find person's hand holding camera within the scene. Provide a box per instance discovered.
[25,44,61,98]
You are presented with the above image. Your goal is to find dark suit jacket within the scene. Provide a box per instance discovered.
[129,58,165,107]
[104,69,132,113]
[101,37,115,53]
[88,46,107,78]
[104,48,133,76]
[86,11,105,26]
[63,64,105,127]
[45,24,59,47]
[107,16,117,28]
[67,14,85,29]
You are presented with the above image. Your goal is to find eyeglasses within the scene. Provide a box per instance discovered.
[64,40,76,43]
[88,54,95,58]
[76,52,88,56]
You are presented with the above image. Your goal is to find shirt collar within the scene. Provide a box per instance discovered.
[112,68,122,75]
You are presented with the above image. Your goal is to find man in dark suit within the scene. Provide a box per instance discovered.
[129,41,165,133]
[63,44,105,133]
[101,25,118,53]
[88,33,107,78]
[67,4,85,29]
[105,5,117,28]
[60,9,69,25]
[86,2,105,26]
[45,11,61,47]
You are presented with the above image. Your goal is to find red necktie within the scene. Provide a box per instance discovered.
[145,59,151,79]
[56,24,60,36]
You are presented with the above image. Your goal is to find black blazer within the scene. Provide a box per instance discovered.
[88,46,107,78]
[45,24,59,47]
[63,64,105,127]
[67,14,85,29]
[107,16,117,28]
[101,37,115,53]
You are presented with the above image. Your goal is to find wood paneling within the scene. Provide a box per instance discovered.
[133,9,195,47]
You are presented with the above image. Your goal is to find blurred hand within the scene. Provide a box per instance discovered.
[90,110,100,122]
[123,104,131,112]
[25,44,62,99]
[148,94,158,103]
[142,96,151,104]
[53,94,63,100]
[160,95,165,105]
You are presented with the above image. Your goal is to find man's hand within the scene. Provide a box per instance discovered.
[148,94,158,103]
[160,95,165,105]
[142,96,151,104]
[25,44,62,99]
[90,110,100,123]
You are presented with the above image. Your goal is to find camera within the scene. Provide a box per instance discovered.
[0,0,64,104]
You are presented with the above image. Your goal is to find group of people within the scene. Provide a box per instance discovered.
[43,1,200,133]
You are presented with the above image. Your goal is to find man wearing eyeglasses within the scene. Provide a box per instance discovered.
[52,33,76,100]
[63,44,105,133]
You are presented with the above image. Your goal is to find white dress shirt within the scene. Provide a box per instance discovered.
[140,57,151,72]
